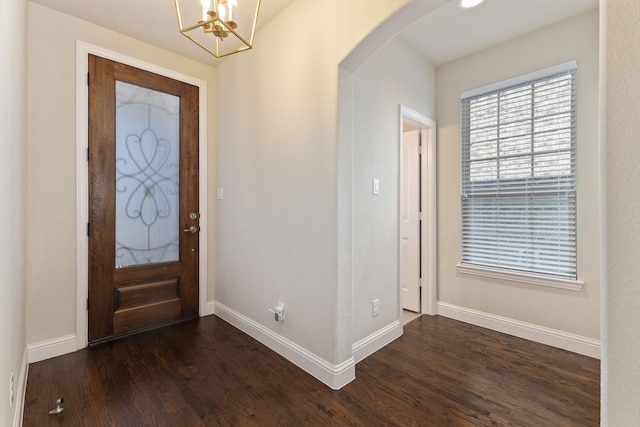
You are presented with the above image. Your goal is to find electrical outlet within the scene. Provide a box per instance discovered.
[372,299,379,317]
[275,302,285,322]
[9,372,14,408]
[269,302,285,322]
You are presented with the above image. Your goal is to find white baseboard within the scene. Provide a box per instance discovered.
[201,300,216,317]
[213,301,355,390]
[352,320,402,363]
[27,334,78,364]
[25,301,218,366]
[437,302,601,359]
[12,347,28,427]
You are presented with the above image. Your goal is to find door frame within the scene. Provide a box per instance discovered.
[398,105,437,316]
[75,41,209,350]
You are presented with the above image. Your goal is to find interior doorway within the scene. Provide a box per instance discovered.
[399,105,437,316]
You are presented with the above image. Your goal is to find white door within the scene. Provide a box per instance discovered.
[402,129,421,312]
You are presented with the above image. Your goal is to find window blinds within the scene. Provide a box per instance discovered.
[460,66,577,280]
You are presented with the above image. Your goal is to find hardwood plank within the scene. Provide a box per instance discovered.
[23,315,599,426]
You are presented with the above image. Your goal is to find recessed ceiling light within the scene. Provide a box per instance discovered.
[459,0,485,9]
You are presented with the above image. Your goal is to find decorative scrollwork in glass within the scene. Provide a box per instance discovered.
[114,80,180,268]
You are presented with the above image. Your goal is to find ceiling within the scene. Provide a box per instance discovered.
[398,0,599,66]
[30,0,598,67]
[30,0,296,65]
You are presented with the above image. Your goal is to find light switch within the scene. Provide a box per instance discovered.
[217,187,224,200]
[372,179,380,195]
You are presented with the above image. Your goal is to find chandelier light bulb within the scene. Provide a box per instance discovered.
[200,0,211,21]
[227,0,237,23]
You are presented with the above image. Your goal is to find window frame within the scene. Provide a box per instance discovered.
[457,61,583,291]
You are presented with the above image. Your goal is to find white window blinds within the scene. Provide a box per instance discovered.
[460,63,577,280]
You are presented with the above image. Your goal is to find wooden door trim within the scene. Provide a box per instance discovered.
[75,41,209,350]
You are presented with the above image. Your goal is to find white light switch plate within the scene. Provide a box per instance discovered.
[372,179,380,195]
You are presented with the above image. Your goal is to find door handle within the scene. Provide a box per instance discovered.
[183,225,199,234]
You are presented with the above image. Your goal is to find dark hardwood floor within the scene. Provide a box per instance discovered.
[23,315,599,426]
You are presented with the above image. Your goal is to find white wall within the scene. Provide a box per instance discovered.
[0,0,27,424]
[26,3,217,345]
[351,37,436,343]
[435,11,600,340]
[602,0,640,424]
[214,0,412,368]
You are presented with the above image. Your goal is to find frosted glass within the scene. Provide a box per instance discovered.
[115,80,180,268]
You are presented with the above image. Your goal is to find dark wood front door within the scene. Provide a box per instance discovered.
[88,55,199,343]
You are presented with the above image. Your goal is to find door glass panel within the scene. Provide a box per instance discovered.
[115,80,180,268]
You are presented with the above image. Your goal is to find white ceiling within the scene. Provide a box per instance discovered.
[398,0,599,66]
[30,0,296,65]
[30,0,598,67]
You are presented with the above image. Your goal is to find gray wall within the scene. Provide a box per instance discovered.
[603,0,640,424]
[352,37,436,343]
[1,0,27,424]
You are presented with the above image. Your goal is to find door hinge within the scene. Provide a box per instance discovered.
[86,147,90,161]
[87,72,90,86]
[87,222,91,237]
[418,211,423,221]
[418,278,422,288]
[86,297,90,311]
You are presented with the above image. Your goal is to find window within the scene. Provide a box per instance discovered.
[460,62,577,282]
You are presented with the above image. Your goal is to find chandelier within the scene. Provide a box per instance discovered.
[174,0,261,58]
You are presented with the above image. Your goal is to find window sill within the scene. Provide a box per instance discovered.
[456,263,584,291]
